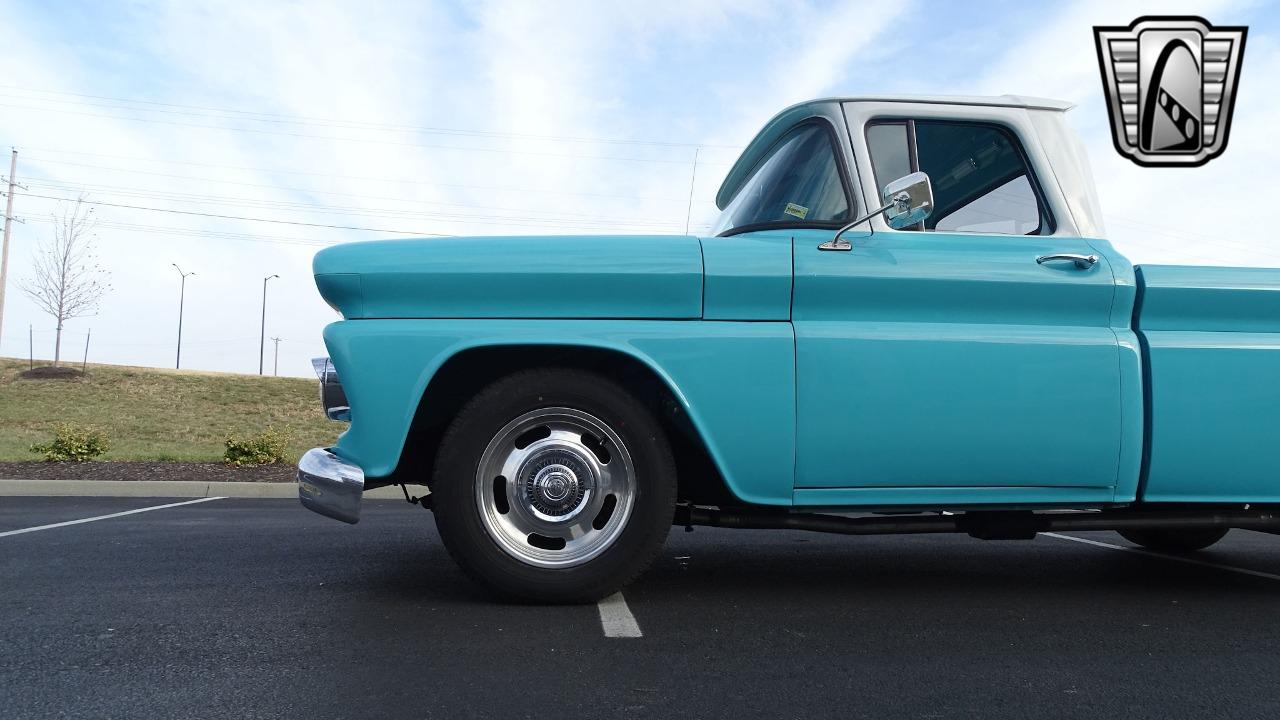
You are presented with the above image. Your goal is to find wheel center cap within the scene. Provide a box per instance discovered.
[538,467,574,501]
[523,451,590,517]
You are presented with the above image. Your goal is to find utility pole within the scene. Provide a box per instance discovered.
[82,328,91,372]
[270,336,282,376]
[1,149,21,352]
[172,264,195,369]
[258,274,278,375]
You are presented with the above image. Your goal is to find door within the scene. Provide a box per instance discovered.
[792,119,1125,505]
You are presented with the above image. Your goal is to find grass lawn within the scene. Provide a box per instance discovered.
[0,358,346,462]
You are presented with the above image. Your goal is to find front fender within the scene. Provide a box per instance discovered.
[323,319,796,506]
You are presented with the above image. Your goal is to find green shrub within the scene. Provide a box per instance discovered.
[223,427,290,466]
[30,423,110,462]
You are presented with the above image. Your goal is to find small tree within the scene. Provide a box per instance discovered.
[19,197,109,366]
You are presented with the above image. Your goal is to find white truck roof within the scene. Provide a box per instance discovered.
[827,94,1074,112]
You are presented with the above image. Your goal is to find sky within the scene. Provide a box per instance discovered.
[0,0,1277,377]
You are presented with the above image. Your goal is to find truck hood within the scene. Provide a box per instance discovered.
[313,235,704,320]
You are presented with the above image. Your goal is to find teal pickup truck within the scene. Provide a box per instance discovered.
[298,95,1280,602]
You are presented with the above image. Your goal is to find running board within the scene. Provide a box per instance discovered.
[673,505,1280,540]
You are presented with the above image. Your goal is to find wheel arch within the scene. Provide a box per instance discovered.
[391,342,738,506]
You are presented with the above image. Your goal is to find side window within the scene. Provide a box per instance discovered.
[865,120,1051,235]
[712,123,851,235]
[866,123,911,191]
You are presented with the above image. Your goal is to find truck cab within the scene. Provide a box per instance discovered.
[720,96,1136,508]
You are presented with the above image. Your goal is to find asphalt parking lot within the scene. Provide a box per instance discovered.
[3,496,1280,719]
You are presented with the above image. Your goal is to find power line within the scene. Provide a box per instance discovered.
[0,84,743,150]
[1106,216,1280,259]
[15,192,446,236]
[22,214,711,252]
[0,100,734,166]
[24,216,338,248]
[21,178,685,230]
[17,188,684,234]
[22,153,688,204]
[11,328,263,347]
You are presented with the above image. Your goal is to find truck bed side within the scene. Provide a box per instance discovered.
[1135,265,1280,502]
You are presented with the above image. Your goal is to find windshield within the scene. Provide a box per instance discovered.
[712,123,851,235]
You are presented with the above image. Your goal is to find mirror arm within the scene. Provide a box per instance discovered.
[817,195,900,252]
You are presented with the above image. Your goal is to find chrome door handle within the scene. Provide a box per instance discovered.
[1036,253,1098,269]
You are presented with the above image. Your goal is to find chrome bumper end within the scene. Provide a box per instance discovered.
[298,448,365,524]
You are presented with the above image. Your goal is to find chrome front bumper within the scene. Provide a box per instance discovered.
[298,448,366,524]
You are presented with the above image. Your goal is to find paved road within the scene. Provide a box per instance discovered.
[3,496,1280,719]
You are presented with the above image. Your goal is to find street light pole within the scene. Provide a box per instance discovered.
[259,274,278,375]
[172,264,195,369]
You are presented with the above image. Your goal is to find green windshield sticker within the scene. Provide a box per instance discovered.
[784,202,810,219]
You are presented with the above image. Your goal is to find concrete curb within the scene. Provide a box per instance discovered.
[0,479,411,500]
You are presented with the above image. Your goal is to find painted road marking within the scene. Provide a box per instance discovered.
[1043,532,1280,582]
[597,591,642,638]
[0,497,225,538]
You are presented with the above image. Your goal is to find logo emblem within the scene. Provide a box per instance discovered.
[1094,16,1247,167]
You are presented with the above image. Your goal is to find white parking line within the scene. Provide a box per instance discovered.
[597,591,642,638]
[0,497,225,538]
[1042,532,1280,581]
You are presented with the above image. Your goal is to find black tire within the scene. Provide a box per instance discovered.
[1117,527,1229,552]
[432,368,676,603]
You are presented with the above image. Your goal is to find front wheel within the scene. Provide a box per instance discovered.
[1117,527,1229,552]
[432,368,676,603]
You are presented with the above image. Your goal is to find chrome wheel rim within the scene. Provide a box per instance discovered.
[475,407,636,568]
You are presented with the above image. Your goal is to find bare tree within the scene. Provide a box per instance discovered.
[19,197,109,366]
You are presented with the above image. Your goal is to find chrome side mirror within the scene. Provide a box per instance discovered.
[881,171,934,230]
[819,171,936,251]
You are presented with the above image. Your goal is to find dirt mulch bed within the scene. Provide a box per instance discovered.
[0,461,295,483]
[19,366,86,380]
